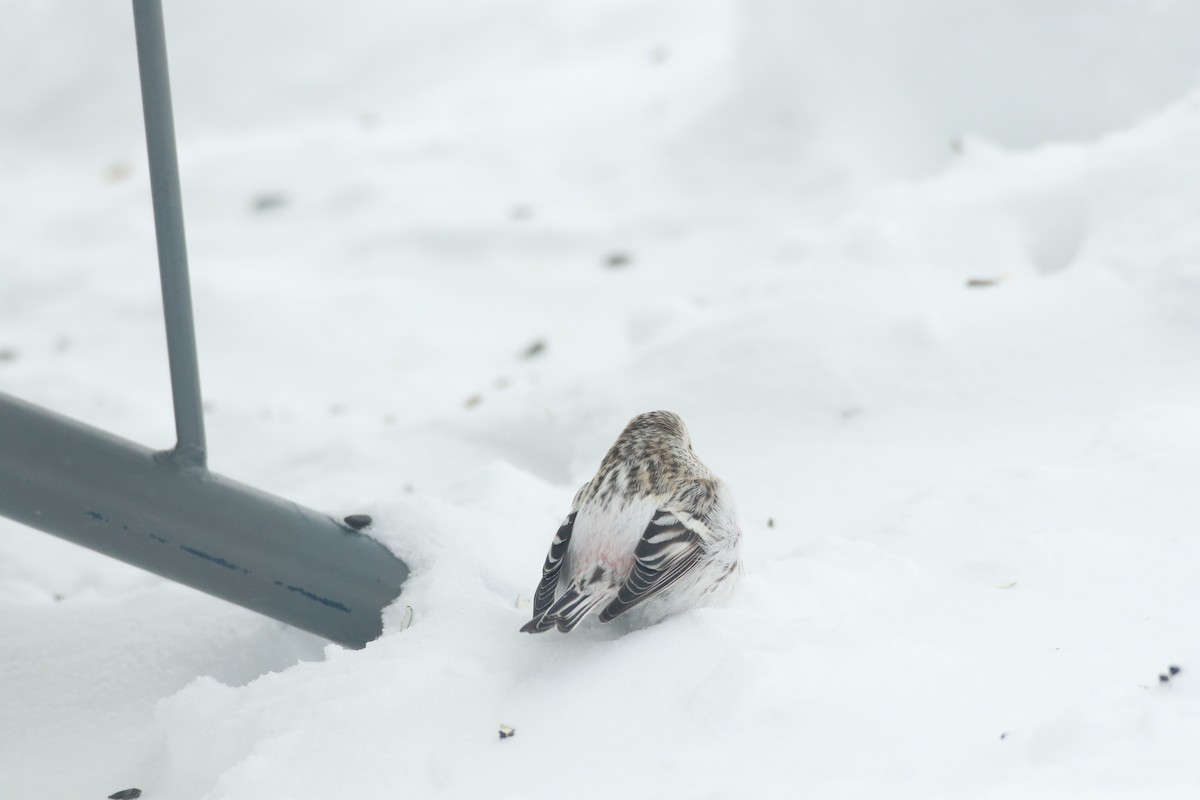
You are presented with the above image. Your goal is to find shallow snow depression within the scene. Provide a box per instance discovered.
[3,0,1200,798]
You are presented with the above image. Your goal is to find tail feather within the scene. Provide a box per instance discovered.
[520,583,610,634]
[520,614,557,634]
[553,591,605,632]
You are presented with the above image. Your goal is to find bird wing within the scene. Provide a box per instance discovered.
[530,511,576,619]
[598,485,717,623]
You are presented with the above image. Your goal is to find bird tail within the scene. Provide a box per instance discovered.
[520,584,609,634]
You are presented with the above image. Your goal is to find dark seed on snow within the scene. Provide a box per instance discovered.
[520,339,547,359]
[1170,665,1182,676]
[252,192,288,212]
[108,789,142,800]
[344,514,373,530]
[1159,674,1170,683]
[499,724,516,740]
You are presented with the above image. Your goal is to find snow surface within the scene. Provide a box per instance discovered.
[3,0,1200,797]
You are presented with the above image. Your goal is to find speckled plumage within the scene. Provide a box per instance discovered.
[521,411,742,634]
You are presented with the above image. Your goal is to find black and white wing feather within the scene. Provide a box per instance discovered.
[526,512,576,623]
[598,487,716,623]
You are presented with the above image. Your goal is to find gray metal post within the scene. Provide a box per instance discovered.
[132,0,206,467]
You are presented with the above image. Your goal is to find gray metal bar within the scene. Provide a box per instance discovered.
[0,0,410,648]
[0,391,407,648]
[132,0,207,468]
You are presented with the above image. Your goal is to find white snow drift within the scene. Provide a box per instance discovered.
[2,1,1199,798]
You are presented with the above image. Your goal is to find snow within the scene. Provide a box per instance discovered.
[3,0,1200,797]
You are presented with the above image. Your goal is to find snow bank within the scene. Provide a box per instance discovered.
[2,0,1199,798]
[734,0,1200,180]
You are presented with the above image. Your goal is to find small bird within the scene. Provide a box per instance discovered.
[521,411,741,633]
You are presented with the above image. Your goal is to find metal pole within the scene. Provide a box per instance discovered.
[0,1,411,647]
[0,391,407,648]
[132,0,206,468]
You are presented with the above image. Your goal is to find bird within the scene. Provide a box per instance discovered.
[521,410,741,634]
